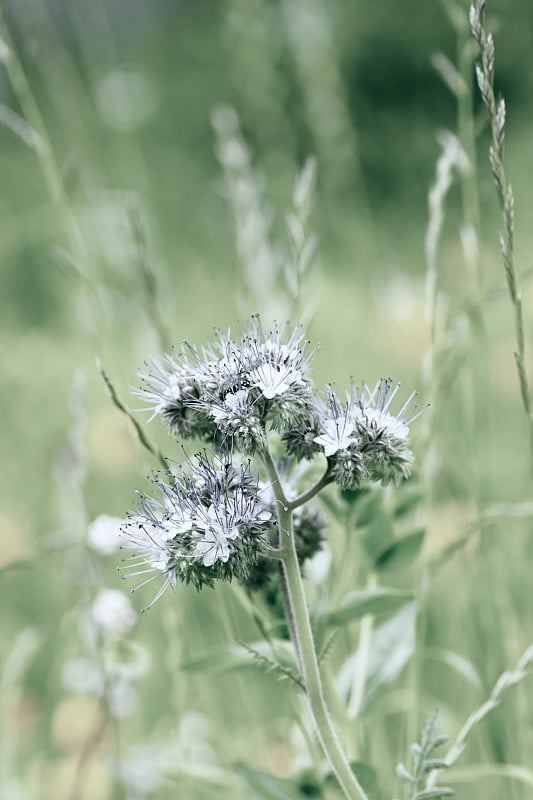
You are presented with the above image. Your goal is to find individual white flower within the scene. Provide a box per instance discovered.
[123,516,176,578]
[210,389,250,422]
[194,504,239,566]
[352,379,421,443]
[163,498,194,536]
[314,417,355,456]
[229,488,272,526]
[87,514,123,555]
[364,407,409,440]
[194,528,230,566]
[92,589,137,636]
[249,361,303,399]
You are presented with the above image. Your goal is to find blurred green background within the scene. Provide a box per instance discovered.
[1,0,533,798]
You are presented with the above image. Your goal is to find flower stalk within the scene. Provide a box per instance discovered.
[263,447,370,800]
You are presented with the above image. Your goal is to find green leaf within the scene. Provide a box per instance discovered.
[340,487,371,506]
[235,764,302,800]
[240,641,304,689]
[374,528,425,572]
[336,602,417,709]
[416,788,454,799]
[393,486,423,518]
[325,762,378,796]
[396,762,414,784]
[325,587,414,627]
[424,648,482,689]
[355,491,384,527]
[360,510,394,562]
[319,492,345,520]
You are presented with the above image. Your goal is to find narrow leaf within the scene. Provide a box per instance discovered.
[375,529,425,572]
[336,602,417,708]
[355,491,384,527]
[424,648,482,689]
[416,788,454,799]
[325,587,413,627]
[361,510,394,562]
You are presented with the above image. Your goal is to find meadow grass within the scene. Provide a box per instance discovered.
[1,1,533,799]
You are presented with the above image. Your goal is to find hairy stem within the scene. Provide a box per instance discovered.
[262,448,369,800]
[287,465,334,510]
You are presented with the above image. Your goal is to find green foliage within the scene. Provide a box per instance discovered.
[325,763,378,797]
[1,0,533,798]
[396,712,453,800]
[374,529,425,573]
[325,587,414,627]
[337,602,417,711]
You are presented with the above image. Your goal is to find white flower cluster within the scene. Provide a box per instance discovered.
[313,379,419,487]
[115,711,224,798]
[121,317,420,605]
[62,588,149,720]
[136,316,316,451]
[121,456,273,603]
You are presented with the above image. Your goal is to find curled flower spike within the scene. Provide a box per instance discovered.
[313,387,366,489]
[135,316,318,449]
[351,379,422,485]
[119,455,274,605]
[313,380,421,489]
[135,352,214,440]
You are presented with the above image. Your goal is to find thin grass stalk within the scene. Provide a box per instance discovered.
[0,16,88,271]
[470,0,533,470]
[423,645,533,791]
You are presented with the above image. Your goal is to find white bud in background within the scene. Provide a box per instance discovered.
[62,657,104,694]
[92,589,136,636]
[108,679,138,719]
[87,514,123,555]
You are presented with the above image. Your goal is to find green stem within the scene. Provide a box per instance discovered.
[263,448,369,800]
[287,466,334,510]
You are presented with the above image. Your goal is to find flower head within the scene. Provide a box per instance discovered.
[207,389,265,454]
[351,379,420,485]
[313,387,366,488]
[313,380,420,488]
[135,315,317,449]
[120,455,274,606]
